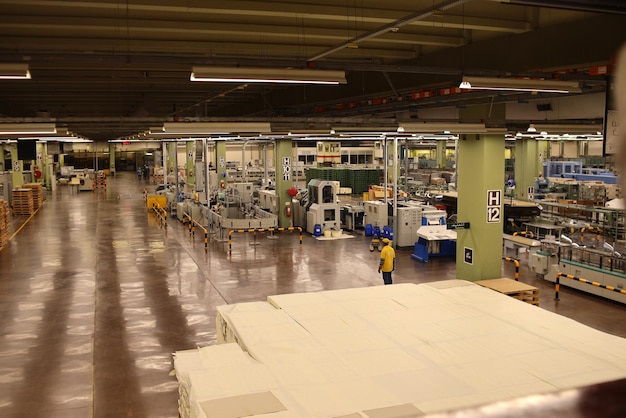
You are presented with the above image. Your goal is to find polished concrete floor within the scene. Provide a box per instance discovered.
[1,172,625,418]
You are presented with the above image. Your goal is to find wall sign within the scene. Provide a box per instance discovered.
[486,189,501,223]
[464,247,473,265]
[282,156,291,181]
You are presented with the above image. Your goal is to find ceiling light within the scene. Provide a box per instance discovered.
[459,76,581,93]
[0,63,31,79]
[527,124,537,133]
[191,66,347,85]
[0,123,56,135]
[459,80,472,89]
[533,123,602,134]
[399,122,505,134]
[161,122,271,135]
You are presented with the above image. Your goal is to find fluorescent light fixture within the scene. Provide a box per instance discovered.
[399,122,505,134]
[191,66,346,85]
[459,76,581,93]
[161,122,271,135]
[0,123,56,135]
[533,123,603,134]
[0,63,31,79]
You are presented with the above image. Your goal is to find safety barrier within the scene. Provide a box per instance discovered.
[512,231,534,238]
[150,202,167,228]
[503,257,520,281]
[228,227,303,255]
[182,212,209,251]
[580,227,602,244]
[554,272,626,301]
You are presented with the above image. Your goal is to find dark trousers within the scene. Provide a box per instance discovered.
[382,271,393,285]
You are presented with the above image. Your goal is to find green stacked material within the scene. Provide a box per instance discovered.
[304,167,382,194]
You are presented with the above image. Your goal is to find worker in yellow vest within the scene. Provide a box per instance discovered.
[377,238,395,285]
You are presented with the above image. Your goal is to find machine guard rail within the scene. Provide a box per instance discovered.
[503,257,520,281]
[182,212,209,251]
[554,272,626,301]
[150,202,167,228]
[512,231,534,238]
[228,227,303,255]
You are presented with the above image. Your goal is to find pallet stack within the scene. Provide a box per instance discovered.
[0,199,9,248]
[22,183,44,210]
[11,188,34,216]
[95,172,107,190]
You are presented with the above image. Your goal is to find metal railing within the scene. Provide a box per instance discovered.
[554,272,626,300]
[503,257,520,281]
[150,202,167,228]
[182,212,209,251]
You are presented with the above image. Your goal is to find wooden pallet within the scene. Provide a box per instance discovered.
[11,188,34,216]
[22,182,44,209]
[476,278,540,306]
[0,199,9,247]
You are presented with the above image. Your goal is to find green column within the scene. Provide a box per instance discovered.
[216,140,227,184]
[514,139,542,200]
[167,141,176,181]
[185,141,195,187]
[436,140,446,168]
[456,104,505,281]
[109,143,116,176]
[386,141,399,182]
[456,133,505,281]
[35,142,44,183]
[275,138,292,228]
[9,144,23,188]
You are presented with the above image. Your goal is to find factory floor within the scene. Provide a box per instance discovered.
[0,171,625,418]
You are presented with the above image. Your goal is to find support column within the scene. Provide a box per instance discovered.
[9,144,23,188]
[109,143,116,176]
[35,142,45,184]
[436,140,447,168]
[275,138,292,228]
[167,141,176,182]
[185,141,195,188]
[456,105,505,281]
[514,138,542,200]
[215,140,227,185]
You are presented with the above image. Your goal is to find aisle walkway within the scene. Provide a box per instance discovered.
[0,172,624,417]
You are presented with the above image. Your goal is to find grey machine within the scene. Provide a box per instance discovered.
[305,179,341,234]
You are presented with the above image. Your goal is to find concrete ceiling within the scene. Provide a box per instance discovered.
[1,0,625,141]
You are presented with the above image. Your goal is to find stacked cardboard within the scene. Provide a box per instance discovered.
[175,281,626,418]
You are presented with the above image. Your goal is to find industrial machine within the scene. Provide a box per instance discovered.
[305,179,341,234]
[363,200,388,230]
[75,170,95,191]
[396,203,446,247]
